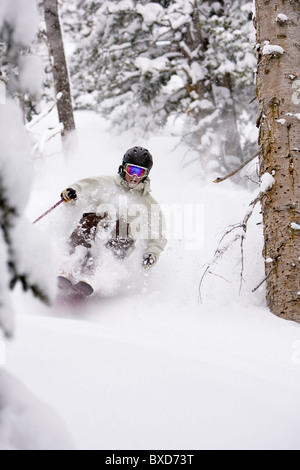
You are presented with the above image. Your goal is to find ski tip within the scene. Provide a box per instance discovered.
[72,281,94,297]
[57,276,73,290]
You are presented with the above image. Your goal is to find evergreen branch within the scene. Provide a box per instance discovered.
[0,181,50,305]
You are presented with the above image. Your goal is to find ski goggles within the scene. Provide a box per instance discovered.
[124,164,149,179]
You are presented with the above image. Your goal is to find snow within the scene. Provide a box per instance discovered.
[291,222,300,231]
[162,75,185,94]
[0,230,14,337]
[0,101,33,213]
[5,309,300,450]
[136,3,164,26]
[32,123,65,155]
[0,100,56,339]
[0,0,60,428]
[134,56,167,74]
[260,172,275,192]
[276,14,288,23]
[0,0,38,47]
[0,340,5,366]
[277,119,287,125]
[286,112,300,121]
[1,111,300,450]
[190,62,206,84]
[107,0,134,14]
[9,218,57,302]
[18,56,44,100]
[262,44,285,56]
[0,369,72,450]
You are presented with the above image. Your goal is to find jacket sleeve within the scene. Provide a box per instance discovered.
[71,177,101,197]
[65,177,105,207]
[144,197,167,259]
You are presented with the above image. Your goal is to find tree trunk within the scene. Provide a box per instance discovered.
[255,0,300,321]
[43,0,76,139]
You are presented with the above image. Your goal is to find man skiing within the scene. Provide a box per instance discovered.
[58,147,167,297]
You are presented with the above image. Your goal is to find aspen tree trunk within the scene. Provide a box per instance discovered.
[43,0,76,139]
[255,0,300,321]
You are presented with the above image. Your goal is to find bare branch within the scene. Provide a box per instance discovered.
[25,96,61,130]
[213,152,260,184]
[199,195,263,302]
[252,265,276,293]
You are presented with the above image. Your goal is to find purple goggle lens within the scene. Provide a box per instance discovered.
[125,164,148,178]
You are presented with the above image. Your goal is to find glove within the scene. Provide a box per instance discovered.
[143,253,157,268]
[61,188,77,202]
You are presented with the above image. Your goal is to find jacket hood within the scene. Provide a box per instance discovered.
[114,174,152,196]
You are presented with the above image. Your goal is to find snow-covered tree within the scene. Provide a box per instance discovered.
[0,1,44,121]
[0,0,56,337]
[69,0,257,173]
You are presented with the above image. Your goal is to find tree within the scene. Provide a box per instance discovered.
[43,0,76,140]
[255,0,300,321]
[0,0,56,337]
[69,0,257,174]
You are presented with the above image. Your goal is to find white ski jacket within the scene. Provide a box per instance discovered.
[69,174,167,260]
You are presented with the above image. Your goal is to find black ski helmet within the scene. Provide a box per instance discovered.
[119,146,153,180]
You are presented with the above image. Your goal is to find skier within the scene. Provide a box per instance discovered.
[58,147,167,297]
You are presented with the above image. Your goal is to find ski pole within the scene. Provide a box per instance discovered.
[33,199,64,224]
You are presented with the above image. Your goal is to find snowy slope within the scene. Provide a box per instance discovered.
[2,111,300,450]
[6,309,300,450]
